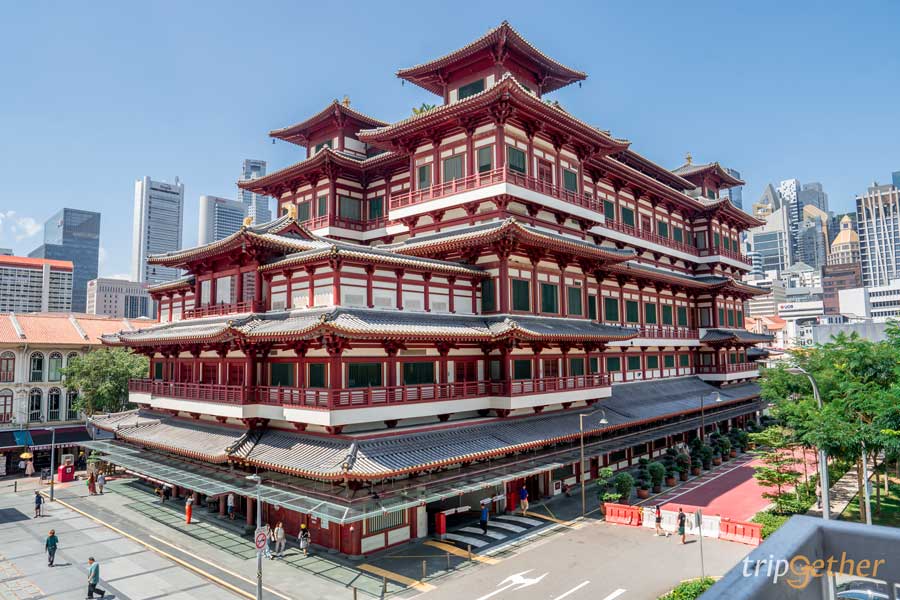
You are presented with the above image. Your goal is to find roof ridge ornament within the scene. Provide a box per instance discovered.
[242,215,254,227]
[685,152,692,165]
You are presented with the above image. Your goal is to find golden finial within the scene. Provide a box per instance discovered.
[242,215,254,227]
[285,203,298,220]
[685,152,693,165]
[342,95,351,108]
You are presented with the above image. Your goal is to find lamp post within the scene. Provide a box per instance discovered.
[49,427,56,502]
[246,474,263,600]
[786,367,831,520]
[579,410,608,517]
[699,392,721,442]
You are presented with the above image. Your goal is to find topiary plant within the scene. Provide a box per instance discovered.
[613,472,634,502]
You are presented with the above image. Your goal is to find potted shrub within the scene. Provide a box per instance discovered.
[636,479,650,500]
[712,452,722,466]
[595,467,620,515]
[648,461,665,493]
[718,437,732,460]
[638,457,650,469]
[613,472,634,504]
[699,444,714,470]
[691,458,702,476]
[665,468,677,487]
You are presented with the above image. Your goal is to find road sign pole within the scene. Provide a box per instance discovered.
[695,509,705,580]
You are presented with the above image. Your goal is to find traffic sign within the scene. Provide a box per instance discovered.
[694,508,703,529]
[255,528,268,551]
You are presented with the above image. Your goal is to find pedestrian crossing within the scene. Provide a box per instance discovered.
[443,512,547,549]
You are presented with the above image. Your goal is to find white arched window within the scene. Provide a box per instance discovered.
[0,389,12,423]
[48,352,63,382]
[47,388,61,421]
[28,388,42,422]
[0,351,14,383]
[66,389,79,421]
[29,352,44,382]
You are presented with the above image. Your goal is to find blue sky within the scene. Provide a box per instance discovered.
[1,1,898,277]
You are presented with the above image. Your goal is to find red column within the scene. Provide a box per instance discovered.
[284,270,293,310]
[365,266,374,308]
[447,276,456,314]
[209,277,217,307]
[497,250,510,313]
[530,259,539,314]
[180,294,186,319]
[465,130,474,177]
[328,179,337,226]
[395,269,404,310]
[423,273,431,312]
[472,279,478,314]
[331,260,341,306]
[235,267,243,304]
[254,271,263,305]
[386,347,398,388]
[306,267,316,308]
[495,123,506,171]
[246,497,254,525]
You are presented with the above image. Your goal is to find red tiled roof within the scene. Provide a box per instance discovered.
[0,313,139,345]
[0,256,73,270]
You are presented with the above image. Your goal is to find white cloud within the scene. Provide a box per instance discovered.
[98,246,108,266]
[0,211,42,243]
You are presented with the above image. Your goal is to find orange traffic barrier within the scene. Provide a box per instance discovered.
[719,518,762,546]
[603,503,643,526]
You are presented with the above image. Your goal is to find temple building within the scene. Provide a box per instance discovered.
[88,22,770,556]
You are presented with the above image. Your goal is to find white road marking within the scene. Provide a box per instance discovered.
[600,588,627,600]
[445,533,488,547]
[551,580,591,600]
[460,526,507,540]
[474,570,548,600]
[494,514,542,527]
[487,521,526,533]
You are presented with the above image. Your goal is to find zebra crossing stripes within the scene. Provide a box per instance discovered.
[485,520,526,533]
[494,514,543,527]
[444,533,489,548]
[460,526,507,540]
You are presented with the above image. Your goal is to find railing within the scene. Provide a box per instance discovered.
[47,409,60,421]
[637,326,700,339]
[0,371,13,382]
[391,168,508,210]
[696,362,758,374]
[699,246,750,264]
[297,215,390,232]
[183,300,264,319]
[603,219,700,256]
[0,412,12,424]
[131,374,611,410]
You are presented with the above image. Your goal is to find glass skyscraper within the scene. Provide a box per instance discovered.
[239,159,271,224]
[28,208,100,312]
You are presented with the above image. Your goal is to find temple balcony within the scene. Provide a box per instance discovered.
[607,326,701,347]
[128,374,611,427]
[389,167,750,267]
[695,362,760,382]
[183,300,266,319]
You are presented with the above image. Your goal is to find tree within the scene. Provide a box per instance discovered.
[411,103,436,115]
[750,426,802,514]
[62,348,148,415]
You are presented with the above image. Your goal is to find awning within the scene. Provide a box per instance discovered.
[13,430,33,447]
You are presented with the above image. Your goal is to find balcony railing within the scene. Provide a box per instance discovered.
[0,371,13,382]
[183,300,264,319]
[637,326,700,339]
[131,373,611,410]
[298,215,389,232]
[696,362,758,374]
[700,246,749,264]
[0,412,11,424]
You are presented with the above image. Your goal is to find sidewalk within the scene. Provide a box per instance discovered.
[807,459,875,519]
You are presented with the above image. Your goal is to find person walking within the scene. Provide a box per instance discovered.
[25,459,35,477]
[480,503,489,535]
[519,485,529,515]
[274,521,286,558]
[676,507,687,544]
[226,493,235,520]
[96,473,106,495]
[86,557,106,598]
[654,505,669,537]
[45,529,58,566]
[298,524,311,557]
[185,495,194,524]
[34,491,43,518]
[264,523,274,559]
[87,473,97,496]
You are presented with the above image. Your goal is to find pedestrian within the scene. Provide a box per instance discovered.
[45,529,58,567]
[86,557,106,598]
[96,473,106,495]
[18,458,26,473]
[519,485,529,515]
[677,507,687,544]
[274,521,286,558]
[185,495,194,524]
[264,523,274,559]
[154,486,163,503]
[298,524,311,557]
[87,472,97,496]
[34,491,43,518]
[25,459,35,477]
[654,505,669,537]
[227,492,235,520]
[480,503,489,535]
[561,482,572,498]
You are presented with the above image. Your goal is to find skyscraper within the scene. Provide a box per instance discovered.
[239,160,270,225]
[131,176,184,284]
[198,195,245,244]
[28,208,100,313]
[722,167,743,211]
[892,171,900,189]
[856,179,900,287]
[798,182,828,213]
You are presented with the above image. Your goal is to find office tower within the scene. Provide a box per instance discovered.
[86,278,153,319]
[0,256,73,312]
[28,209,100,313]
[749,205,793,273]
[198,195,246,245]
[131,176,184,284]
[239,160,270,225]
[722,168,743,211]
[822,263,862,315]
[798,182,828,213]
[856,179,900,287]
[893,171,900,189]
[797,205,829,270]
[0,248,12,256]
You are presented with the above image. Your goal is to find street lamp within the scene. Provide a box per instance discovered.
[245,474,263,600]
[786,367,831,520]
[580,409,608,517]
[699,392,721,442]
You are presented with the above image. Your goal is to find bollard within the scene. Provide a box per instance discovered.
[352,587,357,600]
[422,559,426,580]
[13,481,16,493]
[446,552,451,571]
[467,544,472,561]
[382,576,387,594]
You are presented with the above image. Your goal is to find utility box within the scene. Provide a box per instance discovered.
[57,464,75,483]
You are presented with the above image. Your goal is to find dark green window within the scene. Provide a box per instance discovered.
[729,353,738,364]
[368,197,384,220]
[314,139,332,153]
[348,363,382,388]
[679,354,690,367]
[604,297,619,322]
[338,196,362,221]
[270,363,294,387]
[512,279,530,311]
[723,236,731,251]
[647,355,659,370]
[657,221,669,238]
[718,308,726,326]
[540,283,558,313]
[644,302,657,325]
[673,227,684,243]
[604,200,616,221]
[606,356,621,372]
[153,362,164,380]
[481,279,496,312]
[458,78,485,99]
[621,207,635,227]
[308,363,326,388]
[508,147,527,174]
[664,355,675,368]
[625,300,639,323]
[567,287,582,316]
[589,357,599,373]
[563,169,578,192]
[513,360,532,380]
[477,146,493,173]
[713,232,720,248]
[417,164,432,189]
[403,362,435,385]
[317,196,328,216]
[662,305,673,325]
[737,311,744,327]
[295,201,310,221]
[443,155,464,181]
[677,306,688,327]
[569,358,585,376]
[627,356,642,371]
[588,295,597,320]
[728,310,735,327]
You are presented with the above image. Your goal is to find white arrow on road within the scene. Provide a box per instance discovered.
[473,569,549,600]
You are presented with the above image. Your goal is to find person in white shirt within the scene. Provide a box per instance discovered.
[274,522,286,558]
[227,493,235,520]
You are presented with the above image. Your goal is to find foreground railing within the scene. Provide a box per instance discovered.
[183,300,264,319]
[637,326,700,339]
[696,362,758,374]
